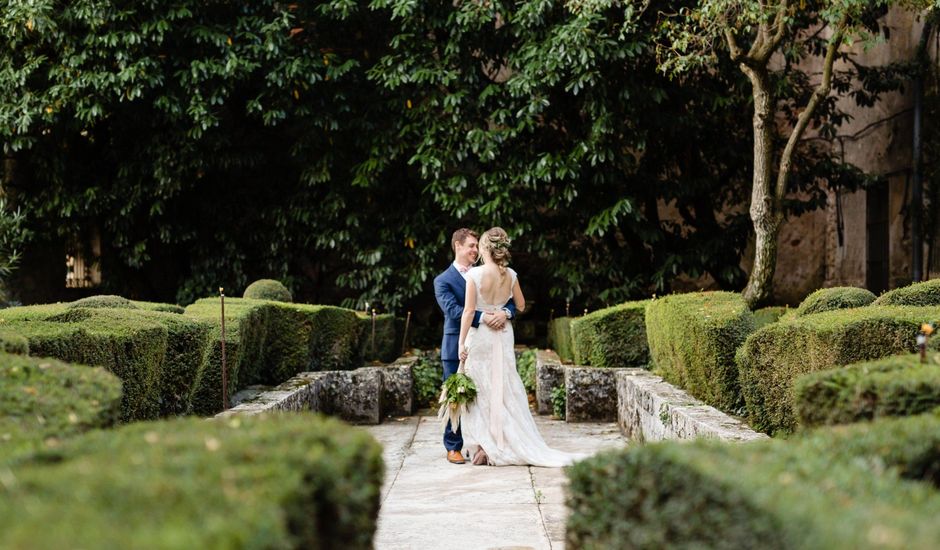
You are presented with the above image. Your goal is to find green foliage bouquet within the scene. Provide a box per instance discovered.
[437,371,477,432]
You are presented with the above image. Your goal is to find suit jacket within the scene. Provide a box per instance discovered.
[434,264,517,362]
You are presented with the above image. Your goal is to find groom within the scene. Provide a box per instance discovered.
[434,228,517,464]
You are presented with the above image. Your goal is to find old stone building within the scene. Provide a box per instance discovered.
[754,9,936,304]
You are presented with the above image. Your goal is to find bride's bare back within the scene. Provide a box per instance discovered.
[478,266,514,306]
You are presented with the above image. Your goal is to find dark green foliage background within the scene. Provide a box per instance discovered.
[0,0,889,313]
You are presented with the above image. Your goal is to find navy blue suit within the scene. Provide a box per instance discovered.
[433,264,516,451]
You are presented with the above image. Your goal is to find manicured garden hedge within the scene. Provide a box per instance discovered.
[795,352,940,428]
[795,286,876,316]
[548,317,574,363]
[645,292,755,412]
[873,278,940,307]
[0,414,384,549]
[0,352,121,463]
[737,306,938,435]
[243,278,293,302]
[570,301,649,368]
[185,299,361,415]
[567,413,940,549]
[358,312,398,363]
[0,305,212,421]
[752,306,787,329]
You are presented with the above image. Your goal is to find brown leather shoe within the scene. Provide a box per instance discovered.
[447,450,466,464]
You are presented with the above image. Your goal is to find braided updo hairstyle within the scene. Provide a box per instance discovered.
[479,227,511,272]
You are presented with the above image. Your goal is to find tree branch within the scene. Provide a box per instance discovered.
[775,14,848,203]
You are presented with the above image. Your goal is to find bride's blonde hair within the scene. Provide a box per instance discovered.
[479,227,511,271]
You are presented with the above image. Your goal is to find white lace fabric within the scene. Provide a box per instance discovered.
[460,267,586,467]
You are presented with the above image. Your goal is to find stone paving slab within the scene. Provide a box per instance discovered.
[366,413,626,550]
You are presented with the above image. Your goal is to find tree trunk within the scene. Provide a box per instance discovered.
[741,65,782,308]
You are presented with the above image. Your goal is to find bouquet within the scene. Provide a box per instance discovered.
[437,370,478,432]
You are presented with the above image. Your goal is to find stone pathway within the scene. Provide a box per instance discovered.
[366,413,627,550]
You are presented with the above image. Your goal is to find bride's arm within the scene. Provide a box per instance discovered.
[458,279,478,362]
[512,278,526,313]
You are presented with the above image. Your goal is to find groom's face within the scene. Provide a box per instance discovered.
[455,236,479,266]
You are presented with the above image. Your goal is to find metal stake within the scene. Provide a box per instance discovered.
[220,287,228,409]
[401,311,412,356]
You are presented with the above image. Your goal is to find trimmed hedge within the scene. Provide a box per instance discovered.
[0,414,384,549]
[0,352,122,463]
[243,278,293,302]
[0,306,212,421]
[68,295,140,310]
[570,300,649,368]
[873,278,940,307]
[185,299,361,414]
[737,306,939,435]
[795,286,876,317]
[132,300,186,314]
[796,352,940,428]
[548,317,574,363]
[0,329,28,354]
[645,292,755,412]
[567,413,940,549]
[752,306,787,329]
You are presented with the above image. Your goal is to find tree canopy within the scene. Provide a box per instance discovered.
[0,0,913,312]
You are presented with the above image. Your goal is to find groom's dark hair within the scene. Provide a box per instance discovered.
[451,228,478,252]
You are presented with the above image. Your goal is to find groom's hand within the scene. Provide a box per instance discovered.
[484,310,508,330]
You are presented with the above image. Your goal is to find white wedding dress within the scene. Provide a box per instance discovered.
[461,267,586,467]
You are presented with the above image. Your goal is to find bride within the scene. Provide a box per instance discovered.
[457,227,585,467]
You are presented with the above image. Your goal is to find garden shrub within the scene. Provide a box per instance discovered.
[0,414,384,549]
[551,384,566,420]
[737,306,939,435]
[68,295,140,310]
[548,317,574,363]
[795,352,940,428]
[0,329,28,354]
[752,306,787,329]
[516,349,536,395]
[570,300,649,368]
[645,292,755,412]
[0,352,121,463]
[412,352,443,409]
[873,278,940,307]
[132,300,186,314]
[185,299,361,414]
[567,413,940,549]
[243,279,293,302]
[795,286,876,317]
[1,306,212,420]
[185,298,271,415]
[358,312,398,363]
[0,314,166,421]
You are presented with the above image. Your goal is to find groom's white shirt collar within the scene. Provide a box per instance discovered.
[452,261,471,280]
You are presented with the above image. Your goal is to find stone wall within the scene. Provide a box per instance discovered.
[617,369,767,443]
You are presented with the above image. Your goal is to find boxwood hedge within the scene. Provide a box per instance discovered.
[185,299,361,415]
[548,317,574,363]
[873,279,940,307]
[752,306,787,329]
[570,301,649,369]
[795,287,876,317]
[0,352,121,463]
[737,306,938,435]
[645,292,755,412]
[0,306,212,421]
[567,413,940,549]
[795,352,940,428]
[0,414,384,549]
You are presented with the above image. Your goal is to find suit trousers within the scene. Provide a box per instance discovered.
[442,359,463,451]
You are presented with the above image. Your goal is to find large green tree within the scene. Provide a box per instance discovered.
[661,0,932,307]
[0,0,901,313]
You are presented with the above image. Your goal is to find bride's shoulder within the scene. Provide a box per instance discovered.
[507,267,518,279]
